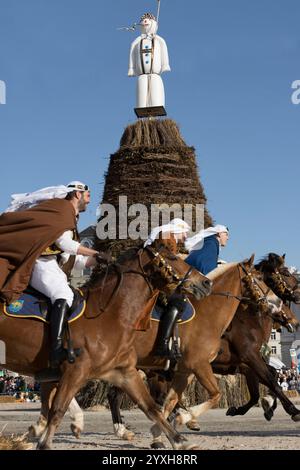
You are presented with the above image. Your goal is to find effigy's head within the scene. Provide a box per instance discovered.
[140,13,158,35]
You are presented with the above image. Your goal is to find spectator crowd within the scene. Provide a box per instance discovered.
[0,371,40,402]
[278,368,300,392]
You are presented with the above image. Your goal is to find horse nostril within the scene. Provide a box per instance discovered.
[203,279,212,288]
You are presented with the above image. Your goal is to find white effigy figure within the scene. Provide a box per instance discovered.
[128,13,170,117]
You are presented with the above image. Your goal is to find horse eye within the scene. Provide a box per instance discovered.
[280,269,291,277]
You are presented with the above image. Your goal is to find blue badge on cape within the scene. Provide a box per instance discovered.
[8,300,24,313]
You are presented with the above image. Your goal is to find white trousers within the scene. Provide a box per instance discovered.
[136,74,165,108]
[30,257,74,307]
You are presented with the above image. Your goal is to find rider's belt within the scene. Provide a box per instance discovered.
[41,229,78,257]
[41,243,62,256]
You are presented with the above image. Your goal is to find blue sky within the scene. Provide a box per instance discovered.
[0,0,299,267]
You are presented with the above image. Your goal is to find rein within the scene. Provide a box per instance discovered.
[210,263,272,310]
[269,269,298,302]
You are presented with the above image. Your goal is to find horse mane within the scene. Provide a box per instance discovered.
[255,253,283,272]
[82,239,179,291]
[82,245,143,290]
[206,262,238,281]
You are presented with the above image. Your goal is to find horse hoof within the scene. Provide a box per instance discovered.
[151,441,166,449]
[186,420,201,432]
[263,410,274,422]
[71,424,82,439]
[291,414,300,422]
[226,407,238,416]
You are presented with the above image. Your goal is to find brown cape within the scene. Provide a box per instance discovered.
[0,198,77,304]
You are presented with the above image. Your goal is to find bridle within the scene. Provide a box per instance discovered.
[240,263,273,313]
[208,263,293,328]
[142,246,195,294]
[268,269,298,303]
[88,245,195,316]
[211,263,276,318]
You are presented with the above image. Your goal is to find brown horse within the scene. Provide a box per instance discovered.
[0,240,210,450]
[222,253,300,421]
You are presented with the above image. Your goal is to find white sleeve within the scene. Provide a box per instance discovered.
[55,230,80,255]
[73,255,88,272]
[58,253,88,274]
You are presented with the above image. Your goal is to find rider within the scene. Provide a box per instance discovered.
[185,225,229,274]
[144,218,191,359]
[0,182,108,379]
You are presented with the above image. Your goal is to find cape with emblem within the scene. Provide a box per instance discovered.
[0,198,77,304]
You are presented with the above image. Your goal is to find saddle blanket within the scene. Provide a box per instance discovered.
[151,299,195,325]
[3,289,86,324]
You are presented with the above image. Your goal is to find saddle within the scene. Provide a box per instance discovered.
[3,286,86,324]
[151,298,195,324]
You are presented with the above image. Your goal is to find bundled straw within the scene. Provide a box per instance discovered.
[0,429,33,450]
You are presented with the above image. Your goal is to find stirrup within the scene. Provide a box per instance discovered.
[50,347,81,366]
[155,342,176,360]
[67,347,81,364]
[50,348,68,368]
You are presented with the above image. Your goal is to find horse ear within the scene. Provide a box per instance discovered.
[244,254,255,267]
[157,233,177,254]
[282,253,286,260]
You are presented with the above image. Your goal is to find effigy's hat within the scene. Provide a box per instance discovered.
[140,12,157,22]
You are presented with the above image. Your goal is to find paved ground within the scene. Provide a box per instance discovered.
[0,401,300,450]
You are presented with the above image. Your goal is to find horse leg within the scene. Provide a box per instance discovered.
[107,385,135,441]
[261,393,277,421]
[150,372,194,449]
[260,365,278,421]
[242,354,300,421]
[174,364,221,426]
[68,397,84,439]
[226,367,260,417]
[108,367,197,450]
[37,368,87,450]
[28,383,56,438]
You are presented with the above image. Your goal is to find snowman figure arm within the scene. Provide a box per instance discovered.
[128,37,140,76]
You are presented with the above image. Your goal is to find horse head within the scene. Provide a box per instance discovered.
[255,253,300,305]
[271,303,300,333]
[240,255,284,317]
[241,256,299,332]
[144,239,212,300]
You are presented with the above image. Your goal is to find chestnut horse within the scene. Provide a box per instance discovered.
[0,240,210,450]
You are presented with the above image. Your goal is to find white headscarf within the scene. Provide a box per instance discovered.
[144,218,190,247]
[185,225,229,252]
[5,181,88,213]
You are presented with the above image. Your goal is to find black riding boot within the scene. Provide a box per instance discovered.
[35,299,69,382]
[155,300,184,359]
[49,299,69,368]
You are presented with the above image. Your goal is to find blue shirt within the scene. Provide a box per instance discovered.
[185,235,220,275]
